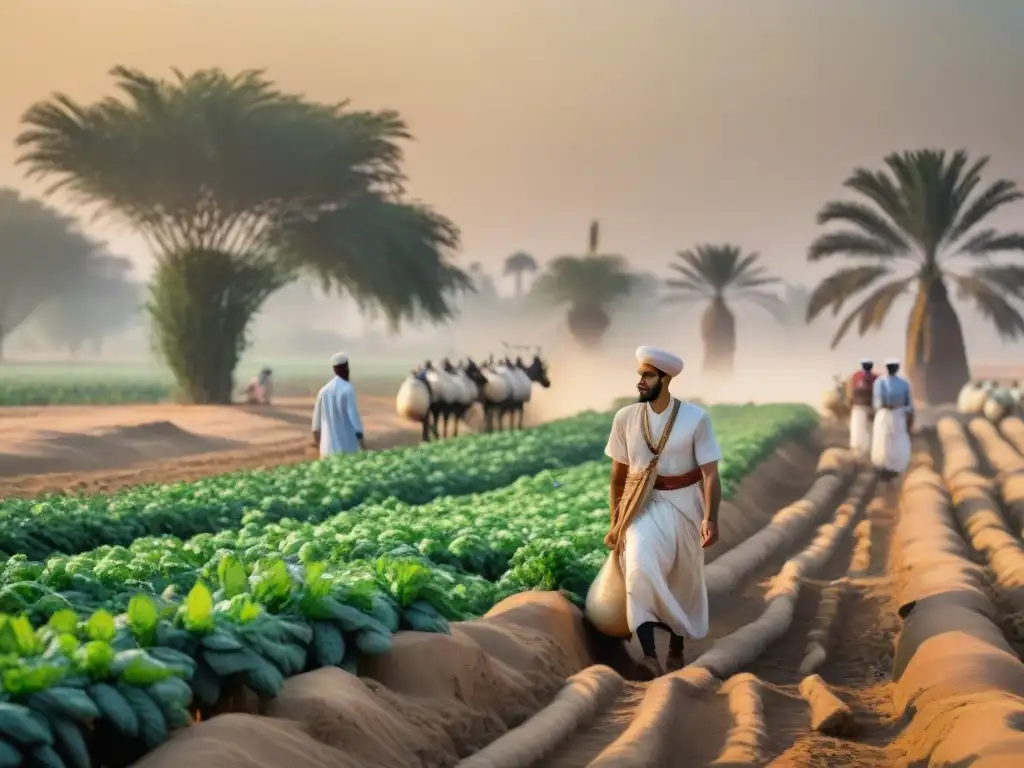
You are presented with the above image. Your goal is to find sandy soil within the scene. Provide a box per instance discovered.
[0,396,422,497]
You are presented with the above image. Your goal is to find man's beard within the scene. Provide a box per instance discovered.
[638,378,663,403]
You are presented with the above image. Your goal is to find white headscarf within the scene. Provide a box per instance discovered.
[635,346,683,377]
[330,352,349,366]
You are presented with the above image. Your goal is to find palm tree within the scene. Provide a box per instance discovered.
[805,149,1024,404]
[0,188,98,363]
[665,244,782,375]
[503,252,538,298]
[16,66,467,403]
[531,255,634,348]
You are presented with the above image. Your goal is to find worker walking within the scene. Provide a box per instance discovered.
[312,352,365,456]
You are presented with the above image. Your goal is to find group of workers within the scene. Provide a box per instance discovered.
[847,357,915,480]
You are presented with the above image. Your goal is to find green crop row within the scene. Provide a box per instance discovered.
[0,404,816,619]
[0,381,173,406]
[0,404,816,767]
[0,410,616,559]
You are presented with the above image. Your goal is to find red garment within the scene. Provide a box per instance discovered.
[849,370,877,407]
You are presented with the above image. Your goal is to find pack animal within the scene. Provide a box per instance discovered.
[467,352,551,432]
[395,358,478,441]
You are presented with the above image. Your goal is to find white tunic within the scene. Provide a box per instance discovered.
[312,377,364,457]
[871,374,913,473]
[849,405,873,457]
[604,398,722,638]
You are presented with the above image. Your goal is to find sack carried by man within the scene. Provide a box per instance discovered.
[586,401,681,638]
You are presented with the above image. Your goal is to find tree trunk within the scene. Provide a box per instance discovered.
[514,271,523,298]
[567,303,609,349]
[700,296,736,375]
[147,249,285,404]
[905,277,970,405]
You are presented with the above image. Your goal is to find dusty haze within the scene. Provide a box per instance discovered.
[1,0,1022,385]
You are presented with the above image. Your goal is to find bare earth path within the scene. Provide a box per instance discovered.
[0,395,421,497]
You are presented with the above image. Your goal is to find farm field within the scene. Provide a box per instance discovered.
[0,359,411,406]
[1,404,1023,766]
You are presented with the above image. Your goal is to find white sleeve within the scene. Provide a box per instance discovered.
[347,386,364,435]
[694,411,723,466]
[311,391,322,431]
[604,411,629,464]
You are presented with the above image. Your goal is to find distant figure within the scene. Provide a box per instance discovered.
[242,367,274,405]
[847,358,877,459]
[871,358,914,481]
[311,352,365,457]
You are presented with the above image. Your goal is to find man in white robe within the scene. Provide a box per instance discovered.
[871,358,914,481]
[312,352,366,457]
[604,345,723,677]
[847,358,876,458]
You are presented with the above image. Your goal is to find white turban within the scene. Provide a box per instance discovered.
[885,358,900,367]
[330,351,349,366]
[636,346,683,377]
[860,358,873,365]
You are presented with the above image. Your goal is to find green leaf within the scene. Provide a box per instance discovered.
[127,594,159,637]
[113,650,174,685]
[184,583,215,632]
[74,640,116,677]
[85,610,116,643]
[47,610,79,635]
[3,660,66,695]
[11,616,39,656]
[47,633,79,657]
[217,554,249,598]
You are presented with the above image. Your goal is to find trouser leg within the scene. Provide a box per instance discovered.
[636,622,658,658]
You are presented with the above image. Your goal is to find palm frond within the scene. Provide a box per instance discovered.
[968,264,1024,299]
[950,273,1024,340]
[954,229,1024,258]
[842,167,907,226]
[805,265,892,321]
[947,178,1024,245]
[668,244,778,297]
[829,277,913,348]
[816,201,910,253]
[808,231,901,261]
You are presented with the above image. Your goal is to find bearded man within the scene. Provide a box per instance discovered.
[603,346,723,677]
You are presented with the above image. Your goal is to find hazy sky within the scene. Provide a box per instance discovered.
[2,0,1023,299]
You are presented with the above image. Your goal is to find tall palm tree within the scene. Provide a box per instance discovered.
[805,149,1024,404]
[666,244,782,375]
[531,255,634,349]
[16,66,467,403]
[503,251,538,298]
